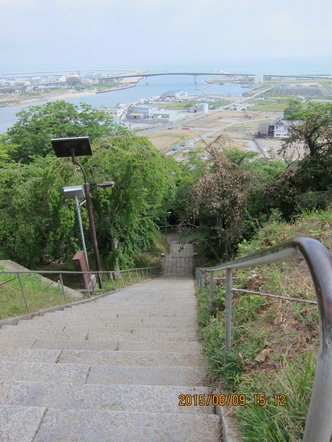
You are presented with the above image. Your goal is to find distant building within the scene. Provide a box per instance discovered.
[162,89,188,100]
[102,107,126,120]
[189,103,209,113]
[127,105,157,119]
[65,75,81,85]
[254,74,264,84]
[273,117,290,138]
[126,104,179,122]
[257,117,290,139]
[257,122,274,138]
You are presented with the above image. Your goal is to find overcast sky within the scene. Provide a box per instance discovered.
[1,0,331,74]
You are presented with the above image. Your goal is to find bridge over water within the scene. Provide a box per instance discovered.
[108,71,332,85]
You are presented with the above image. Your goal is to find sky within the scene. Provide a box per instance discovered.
[1,0,332,75]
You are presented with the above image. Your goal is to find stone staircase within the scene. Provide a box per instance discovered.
[0,277,221,441]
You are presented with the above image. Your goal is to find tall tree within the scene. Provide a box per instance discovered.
[282,101,332,158]
[0,133,177,269]
[264,101,332,220]
[6,101,121,162]
[187,138,247,261]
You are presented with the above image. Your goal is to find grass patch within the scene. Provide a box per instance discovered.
[0,271,72,320]
[0,261,158,320]
[248,99,290,112]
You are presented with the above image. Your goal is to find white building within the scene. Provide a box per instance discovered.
[162,89,188,100]
[189,103,209,113]
[273,117,290,138]
[254,74,264,84]
[102,107,127,120]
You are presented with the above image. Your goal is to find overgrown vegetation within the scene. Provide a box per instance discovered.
[0,102,178,269]
[196,209,332,441]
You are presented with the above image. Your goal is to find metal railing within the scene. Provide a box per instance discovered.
[0,266,160,314]
[196,237,332,442]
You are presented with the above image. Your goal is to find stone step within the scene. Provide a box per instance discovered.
[42,310,198,320]
[0,362,89,384]
[0,406,220,442]
[51,302,197,310]
[47,299,197,309]
[59,349,206,367]
[0,347,206,367]
[34,305,196,322]
[87,364,210,387]
[27,317,197,327]
[3,321,198,333]
[0,337,203,353]
[0,381,214,415]
[0,329,199,342]
[0,362,210,386]
[0,406,46,442]
[0,348,61,363]
[34,408,220,442]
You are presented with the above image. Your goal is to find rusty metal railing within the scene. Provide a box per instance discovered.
[196,237,332,442]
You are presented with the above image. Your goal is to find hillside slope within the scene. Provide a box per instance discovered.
[198,208,332,441]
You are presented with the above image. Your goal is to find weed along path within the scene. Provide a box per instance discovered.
[0,277,221,441]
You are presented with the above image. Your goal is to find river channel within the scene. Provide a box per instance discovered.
[0,75,248,133]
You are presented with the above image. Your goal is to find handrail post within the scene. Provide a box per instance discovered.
[195,269,201,288]
[209,271,214,310]
[59,274,67,303]
[225,268,233,353]
[17,273,29,312]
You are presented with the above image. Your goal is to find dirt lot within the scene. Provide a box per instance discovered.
[145,109,283,155]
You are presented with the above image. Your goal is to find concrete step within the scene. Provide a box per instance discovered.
[41,310,198,320]
[2,322,198,333]
[0,329,199,342]
[0,406,220,442]
[0,406,46,442]
[34,408,220,442]
[87,364,210,386]
[0,348,61,363]
[0,381,214,415]
[27,317,197,327]
[33,309,198,320]
[0,347,206,367]
[0,337,203,353]
[0,362,210,386]
[38,301,197,310]
[0,362,89,384]
[59,349,206,367]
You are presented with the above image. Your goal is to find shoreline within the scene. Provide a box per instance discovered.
[0,79,141,109]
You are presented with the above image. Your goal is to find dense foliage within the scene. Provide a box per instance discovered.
[1,98,332,269]
[0,103,177,268]
[172,138,286,262]
[189,140,247,261]
[265,101,332,220]
[6,101,121,162]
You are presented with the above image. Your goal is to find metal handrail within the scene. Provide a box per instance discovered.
[0,266,159,275]
[196,237,332,442]
[0,266,160,312]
